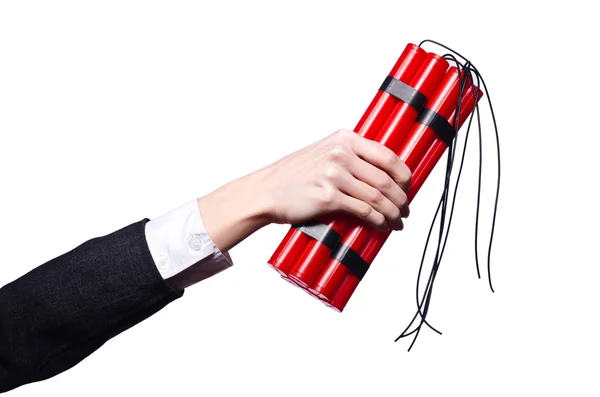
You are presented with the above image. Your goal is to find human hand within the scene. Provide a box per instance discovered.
[258,129,411,231]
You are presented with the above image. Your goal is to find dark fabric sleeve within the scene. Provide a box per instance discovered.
[0,219,183,393]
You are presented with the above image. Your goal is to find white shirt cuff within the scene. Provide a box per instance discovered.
[144,199,233,288]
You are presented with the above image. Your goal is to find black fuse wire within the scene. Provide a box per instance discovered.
[394,40,501,350]
[396,55,472,348]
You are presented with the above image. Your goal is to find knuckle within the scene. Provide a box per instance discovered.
[328,144,349,164]
[370,188,384,204]
[377,175,394,191]
[384,151,398,166]
[323,165,342,182]
[358,203,373,219]
[332,129,354,141]
[320,185,337,207]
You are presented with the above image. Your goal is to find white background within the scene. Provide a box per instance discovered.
[1,1,598,396]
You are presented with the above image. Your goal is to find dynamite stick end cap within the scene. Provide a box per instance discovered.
[288,274,309,288]
[425,52,445,62]
[268,259,292,275]
[281,275,303,288]
[302,287,318,298]
[326,302,342,313]
[309,288,330,302]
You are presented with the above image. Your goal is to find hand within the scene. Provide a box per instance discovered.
[259,129,411,231]
[198,129,411,253]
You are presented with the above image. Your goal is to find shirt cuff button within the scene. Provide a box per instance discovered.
[157,257,170,271]
[188,234,204,251]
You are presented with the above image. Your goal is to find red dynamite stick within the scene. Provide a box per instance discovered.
[355,44,427,137]
[330,83,483,311]
[268,228,308,275]
[268,44,426,276]
[310,53,450,301]
[286,44,428,286]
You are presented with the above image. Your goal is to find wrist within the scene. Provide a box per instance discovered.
[197,168,273,253]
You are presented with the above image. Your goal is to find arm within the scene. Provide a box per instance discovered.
[0,129,411,393]
[0,219,180,393]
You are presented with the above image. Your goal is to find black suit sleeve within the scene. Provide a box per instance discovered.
[0,219,183,393]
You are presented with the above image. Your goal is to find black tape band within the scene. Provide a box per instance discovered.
[293,221,369,280]
[293,220,341,251]
[380,76,427,113]
[331,243,370,281]
[416,108,456,146]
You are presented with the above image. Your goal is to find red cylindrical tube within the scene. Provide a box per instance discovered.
[311,53,450,301]
[268,227,313,275]
[355,44,427,135]
[286,44,428,286]
[269,44,426,277]
[329,83,483,311]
